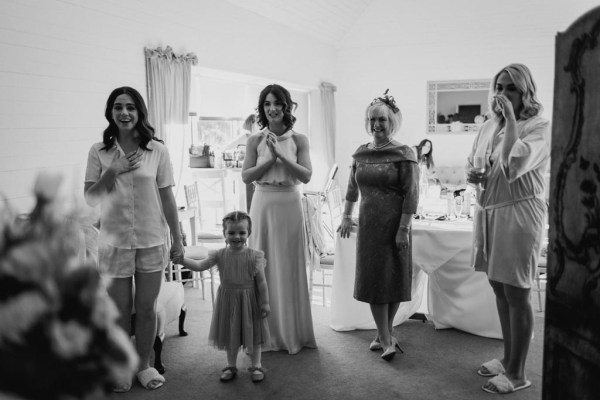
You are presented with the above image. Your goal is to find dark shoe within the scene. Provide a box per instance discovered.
[392,336,405,354]
[369,337,382,351]
[220,366,237,382]
[248,366,266,383]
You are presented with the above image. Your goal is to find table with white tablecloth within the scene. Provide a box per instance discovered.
[330,219,502,339]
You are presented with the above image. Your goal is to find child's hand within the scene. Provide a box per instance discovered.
[260,303,270,318]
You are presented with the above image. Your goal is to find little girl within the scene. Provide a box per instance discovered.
[180,211,270,383]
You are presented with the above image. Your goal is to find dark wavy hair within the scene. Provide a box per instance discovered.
[222,210,252,236]
[256,84,297,130]
[489,63,543,121]
[415,139,435,169]
[101,86,163,151]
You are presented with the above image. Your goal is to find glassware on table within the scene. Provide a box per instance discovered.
[471,156,486,191]
[453,195,463,219]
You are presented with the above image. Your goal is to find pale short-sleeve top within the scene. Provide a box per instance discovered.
[254,129,301,186]
[85,139,175,249]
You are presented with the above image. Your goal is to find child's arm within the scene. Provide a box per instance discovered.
[255,268,270,318]
[180,257,212,272]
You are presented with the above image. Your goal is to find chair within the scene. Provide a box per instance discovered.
[174,206,216,306]
[184,182,225,246]
[167,252,215,308]
[533,255,547,312]
[189,169,233,237]
[304,164,340,241]
[311,254,334,306]
[303,166,342,306]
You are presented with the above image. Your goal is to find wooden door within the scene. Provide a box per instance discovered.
[544,6,600,400]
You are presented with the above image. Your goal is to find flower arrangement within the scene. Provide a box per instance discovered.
[0,173,137,400]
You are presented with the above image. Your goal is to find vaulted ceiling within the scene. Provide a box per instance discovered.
[225,0,375,47]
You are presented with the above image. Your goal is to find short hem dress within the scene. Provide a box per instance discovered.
[207,247,270,353]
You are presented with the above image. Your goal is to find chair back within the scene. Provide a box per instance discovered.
[184,182,200,209]
[323,164,339,193]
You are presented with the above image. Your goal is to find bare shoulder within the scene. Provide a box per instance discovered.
[246,133,264,147]
[292,131,309,147]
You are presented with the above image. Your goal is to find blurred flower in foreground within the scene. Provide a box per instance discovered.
[0,173,137,400]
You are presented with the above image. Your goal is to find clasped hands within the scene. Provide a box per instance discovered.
[265,131,283,160]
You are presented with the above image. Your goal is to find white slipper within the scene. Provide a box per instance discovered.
[136,367,165,390]
[478,359,505,377]
[482,373,532,394]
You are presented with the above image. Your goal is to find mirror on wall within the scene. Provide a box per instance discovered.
[427,79,491,134]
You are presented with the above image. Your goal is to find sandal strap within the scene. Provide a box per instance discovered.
[222,366,238,373]
[248,366,266,373]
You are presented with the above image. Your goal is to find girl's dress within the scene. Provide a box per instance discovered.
[207,247,270,352]
[248,129,317,354]
[470,116,550,288]
[345,142,419,303]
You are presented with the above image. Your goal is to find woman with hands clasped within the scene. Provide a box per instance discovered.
[242,84,316,354]
[84,87,184,391]
[467,64,549,394]
[338,90,419,361]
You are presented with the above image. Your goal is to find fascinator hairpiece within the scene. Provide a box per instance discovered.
[371,89,399,114]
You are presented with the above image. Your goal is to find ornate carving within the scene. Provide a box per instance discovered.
[551,18,600,306]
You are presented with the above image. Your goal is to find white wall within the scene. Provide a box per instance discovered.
[0,0,335,212]
[334,0,599,191]
[3,0,598,211]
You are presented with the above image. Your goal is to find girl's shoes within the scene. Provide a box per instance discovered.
[248,366,266,383]
[220,366,238,382]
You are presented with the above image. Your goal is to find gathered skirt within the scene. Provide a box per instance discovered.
[208,283,270,353]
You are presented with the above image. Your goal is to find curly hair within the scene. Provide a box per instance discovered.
[489,63,543,121]
[222,210,252,236]
[256,84,297,130]
[101,86,163,151]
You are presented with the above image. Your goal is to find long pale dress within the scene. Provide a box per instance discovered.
[470,116,550,288]
[206,247,270,353]
[248,129,317,354]
[345,143,419,303]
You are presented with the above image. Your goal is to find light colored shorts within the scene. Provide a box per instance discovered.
[98,243,168,278]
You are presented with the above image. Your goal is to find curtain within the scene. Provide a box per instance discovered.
[145,46,198,200]
[320,82,337,169]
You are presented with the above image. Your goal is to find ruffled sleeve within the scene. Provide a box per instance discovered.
[504,117,550,183]
[252,249,266,275]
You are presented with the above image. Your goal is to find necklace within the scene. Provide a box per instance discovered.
[371,140,391,150]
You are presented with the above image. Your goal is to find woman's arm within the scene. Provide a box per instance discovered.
[159,186,184,262]
[271,133,312,184]
[241,134,276,184]
[338,200,357,238]
[255,268,270,317]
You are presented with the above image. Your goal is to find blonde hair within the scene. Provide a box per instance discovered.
[489,63,543,121]
[364,102,403,138]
